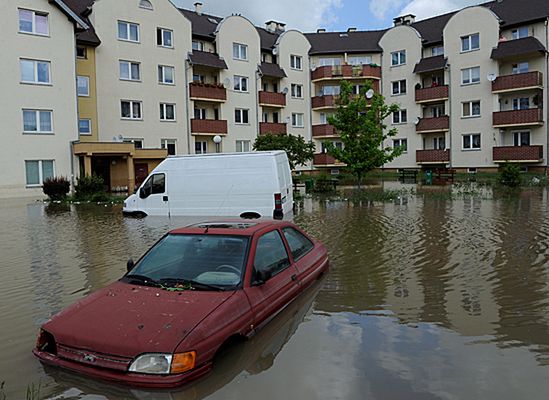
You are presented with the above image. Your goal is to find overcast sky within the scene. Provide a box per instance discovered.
[171,0,486,32]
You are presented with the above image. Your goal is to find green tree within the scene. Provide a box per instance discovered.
[253,133,315,170]
[325,80,403,188]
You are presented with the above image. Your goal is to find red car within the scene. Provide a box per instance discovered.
[33,220,329,388]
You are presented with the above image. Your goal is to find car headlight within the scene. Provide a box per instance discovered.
[128,351,196,375]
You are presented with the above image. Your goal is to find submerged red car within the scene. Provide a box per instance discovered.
[33,220,329,388]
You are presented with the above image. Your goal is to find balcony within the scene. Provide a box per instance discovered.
[313,153,343,167]
[416,116,450,133]
[311,64,381,82]
[190,119,228,135]
[259,122,287,135]
[189,82,226,102]
[259,91,286,107]
[493,145,543,163]
[492,71,543,93]
[312,95,336,110]
[312,124,337,138]
[493,108,543,128]
[416,149,450,164]
[415,85,449,103]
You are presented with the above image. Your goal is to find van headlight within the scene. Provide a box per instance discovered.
[128,352,196,374]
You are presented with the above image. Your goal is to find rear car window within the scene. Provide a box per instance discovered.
[282,227,314,260]
[254,230,290,277]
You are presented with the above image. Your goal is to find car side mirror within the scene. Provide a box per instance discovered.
[254,268,273,285]
[127,259,135,273]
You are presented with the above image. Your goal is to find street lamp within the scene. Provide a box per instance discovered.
[213,135,222,153]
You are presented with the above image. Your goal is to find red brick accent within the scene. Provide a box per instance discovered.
[416,149,450,163]
[258,91,286,107]
[492,71,543,93]
[492,109,543,127]
[493,145,543,162]
[415,85,449,103]
[259,122,287,135]
[416,116,449,133]
[311,65,381,81]
[190,119,228,134]
[312,124,337,138]
[314,153,340,166]
[312,95,336,109]
[189,82,226,101]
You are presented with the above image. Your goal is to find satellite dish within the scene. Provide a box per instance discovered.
[487,73,497,82]
[365,89,375,99]
[272,47,278,55]
[112,134,124,142]
[414,117,421,125]
[285,116,291,123]
[223,77,231,88]
[118,134,124,141]
[282,87,289,95]
[310,64,317,71]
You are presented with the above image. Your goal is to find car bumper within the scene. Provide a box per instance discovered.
[33,349,211,388]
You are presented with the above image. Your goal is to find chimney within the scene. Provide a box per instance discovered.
[265,20,285,33]
[393,14,416,26]
[317,28,326,33]
[276,22,286,32]
[194,2,203,15]
[347,27,357,32]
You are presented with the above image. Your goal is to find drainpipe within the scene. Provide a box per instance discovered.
[308,55,314,172]
[446,63,452,169]
[255,68,261,145]
[545,18,549,174]
[185,58,192,154]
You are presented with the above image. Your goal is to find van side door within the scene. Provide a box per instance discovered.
[138,173,170,216]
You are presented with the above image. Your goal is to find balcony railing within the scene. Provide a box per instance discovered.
[416,116,450,133]
[190,119,228,135]
[493,108,543,128]
[313,153,343,166]
[311,64,381,81]
[259,122,287,135]
[416,149,450,164]
[312,124,337,138]
[492,71,543,93]
[189,82,226,102]
[259,91,286,107]
[493,145,543,162]
[415,85,449,103]
[312,95,336,109]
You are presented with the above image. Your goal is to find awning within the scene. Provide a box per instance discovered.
[491,37,546,60]
[259,62,287,78]
[413,55,447,74]
[188,50,228,69]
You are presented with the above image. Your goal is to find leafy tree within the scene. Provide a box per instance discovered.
[325,80,403,188]
[497,162,522,187]
[253,133,315,170]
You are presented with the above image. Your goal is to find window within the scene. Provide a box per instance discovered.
[141,174,165,197]
[392,80,406,95]
[291,84,303,98]
[236,140,251,152]
[79,119,91,135]
[194,108,206,119]
[431,46,444,56]
[235,109,249,124]
[23,110,52,133]
[431,105,445,118]
[463,133,481,150]
[139,0,153,10]
[118,21,139,42]
[290,55,302,70]
[512,26,529,40]
[321,85,340,96]
[161,139,176,155]
[124,138,143,148]
[512,62,529,74]
[233,43,248,60]
[160,103,175,121]
[292,113,304,128]
[77,76,89,96]
[393,139,407,153]
[193,73,205,83]
[158,65,174,84]
[391,50,406,66]
[321,141,343,153]
[461,33,480,52]
[192,40,204,51]
[76,46,87,59]
[121,100,142,119]
[233,75,248,92]
[25,160,54,186]
[461,67,480,85]
[253,230,290,282]
[19,9,48,35]
[434,136,445,150]
[282,227,314,260]
[513,131,530,146]
[348,56,372,65]
[392,110,407,124]
[462,101,481,117]
[120,61,140,81]
[195,141,207,154]
[157,28,173,48]
[20,59,50,84]
[513,97,530,110]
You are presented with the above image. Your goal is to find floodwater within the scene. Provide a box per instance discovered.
[2,183,549,399]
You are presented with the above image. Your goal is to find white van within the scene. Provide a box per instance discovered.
[123,151,293,219]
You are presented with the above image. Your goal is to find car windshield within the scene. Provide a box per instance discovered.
[124,234,249,290]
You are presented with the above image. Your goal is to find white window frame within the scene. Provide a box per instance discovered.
[319,58,342,67]
[22,109,53,134]
[462,133,481,150]
[236,140,251,152]
[291,84,303,99]
[434,136,445,150]
[121,100,142,120]
[392,109,407,124]
[77,76,90,97]
[348,56,372,65]
[393,139,408,153]
[119,60,141,81]
[512,62,529,74]
[512,27,529,40]
[235,108,249,124]
[462,100,481,118]
[157,27,173,48]
[158,65,175,85]
[290,55,302,70]
[161,139,177,155]
[159,103,176,121]
[292,113,304,128]
[233,75,248,92]
[20,59,51,84]
[233,43,248,60]
[117,20,140,42]
[431,46,444,56]
[25,160,55,187]
[461,67,480,85]
[79,119,92,135]
[513,131,531,147]
[18,9,49,36]
[192,40,204,51]
[512,97,530,110]
[124,138,144,148]
[391,50,406,66]
[195,141,207,154]
[391,80,407,95]
[461,33,480,52]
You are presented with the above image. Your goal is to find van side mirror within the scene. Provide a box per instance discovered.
[139,187,146,199]
[127,259,135,273]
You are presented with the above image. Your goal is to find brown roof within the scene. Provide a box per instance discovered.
[179,8,222,41]
[188,50,228,69]
[410,12,454,46]
[491,36,547,60]
[305,30,385,55]
[62,0,100,46]
[413,55,447,74]
[256,28,281,51]
[259,62,287,78]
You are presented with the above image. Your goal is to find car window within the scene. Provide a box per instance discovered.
[254,230,290,278]
[282,227,314,260]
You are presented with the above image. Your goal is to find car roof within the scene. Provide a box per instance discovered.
[169,219,291,236]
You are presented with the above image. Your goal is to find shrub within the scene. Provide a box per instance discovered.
[75,174,107,201]
[42,176,70,201]
[314,175,336,193]
[497,163,521,187]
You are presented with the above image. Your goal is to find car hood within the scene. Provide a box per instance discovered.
[43,281,235,357]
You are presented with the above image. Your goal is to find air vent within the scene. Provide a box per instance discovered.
[208,17,219,24]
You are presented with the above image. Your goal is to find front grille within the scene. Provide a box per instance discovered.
[57,344,132,371]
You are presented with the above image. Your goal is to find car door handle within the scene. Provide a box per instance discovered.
[291,274,297,282]
[163,196,169,202]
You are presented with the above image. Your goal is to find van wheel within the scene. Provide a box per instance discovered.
[240,212,261,220]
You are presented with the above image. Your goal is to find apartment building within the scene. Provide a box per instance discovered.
[0,0,88,198]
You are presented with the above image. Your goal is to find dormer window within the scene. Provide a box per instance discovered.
[512,26,529,40]
[139,0,153,10]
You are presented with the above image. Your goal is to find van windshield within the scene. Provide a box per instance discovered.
[123,234,249,290]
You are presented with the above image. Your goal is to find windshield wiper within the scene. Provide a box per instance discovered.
[125,274,162,288]
[159,277,231,292]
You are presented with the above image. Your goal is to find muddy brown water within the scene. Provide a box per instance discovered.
[2,185,549,399]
